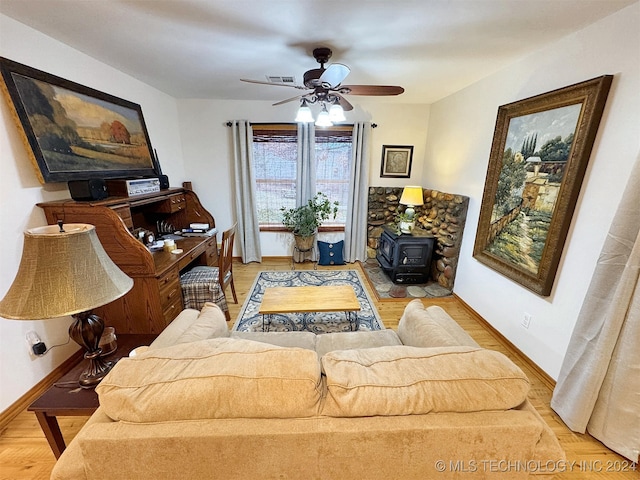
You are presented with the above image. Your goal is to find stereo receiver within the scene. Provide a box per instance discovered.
[106,178,161,197]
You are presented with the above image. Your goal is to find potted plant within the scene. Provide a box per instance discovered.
[395,211,415,234]
[280,192,339,251]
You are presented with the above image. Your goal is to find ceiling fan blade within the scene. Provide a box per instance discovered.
[340,85,405,96]
[319,64,350,88]
[240,78,306,90]
[334,93,354,111]
[272,94,306,106]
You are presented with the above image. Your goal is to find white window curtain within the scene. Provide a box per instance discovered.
[231,120,262,263]
[293,122,317,262]
[296,122,316,205]
[551,155,640,462]
[344,122,371,262]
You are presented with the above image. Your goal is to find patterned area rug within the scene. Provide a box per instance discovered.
[361,259,453,300]
[232,270,384,333]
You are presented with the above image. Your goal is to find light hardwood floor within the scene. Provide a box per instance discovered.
[0,259,636,480]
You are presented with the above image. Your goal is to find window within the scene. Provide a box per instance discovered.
[253,124,353,230]
[315,127,352,225]
[252,125,297,226]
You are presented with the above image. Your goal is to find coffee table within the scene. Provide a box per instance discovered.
[28,333,156,458]
[258,285,361,332]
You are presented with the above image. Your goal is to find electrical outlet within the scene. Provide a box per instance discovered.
[25,331,46,356]
[522,313,532,329]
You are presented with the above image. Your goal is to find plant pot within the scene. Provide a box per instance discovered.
[399,220,415,234]
[294,234,315,252]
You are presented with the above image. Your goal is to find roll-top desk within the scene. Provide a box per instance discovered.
[37,188,218,334]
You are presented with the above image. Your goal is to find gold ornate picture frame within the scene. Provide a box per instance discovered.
[473,75,612,296]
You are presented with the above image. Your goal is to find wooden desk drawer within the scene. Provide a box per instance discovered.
[162,296,183,324]
[178,243,207,271]
[153,193,186,214]
[167,193,186,213]
[205,237,219,266]
[111,204,133,229]
[158,266,180,293]
[160,277,181,305]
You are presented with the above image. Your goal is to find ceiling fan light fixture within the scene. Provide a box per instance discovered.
[295,99,314,123]
[315,104,333,127]
[328,102,345,122]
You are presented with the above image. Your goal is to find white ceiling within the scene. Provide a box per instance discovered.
[0,0,635,104]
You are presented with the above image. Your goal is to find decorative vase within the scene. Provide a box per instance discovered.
[294,234,315,252]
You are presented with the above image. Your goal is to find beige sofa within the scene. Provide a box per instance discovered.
[52,300,564,480]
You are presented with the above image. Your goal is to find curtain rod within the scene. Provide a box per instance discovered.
[225,121,377,128]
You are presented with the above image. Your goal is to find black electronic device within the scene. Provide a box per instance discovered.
[158,174,169,189]
[153,148,169,189]
[68,179,108,201]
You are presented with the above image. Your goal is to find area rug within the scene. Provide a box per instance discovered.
[232,270,384,333]
[361,259,453,300]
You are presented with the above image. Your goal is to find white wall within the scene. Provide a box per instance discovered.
[423,3,640,379]
[0,15,187,411]
[177,99,430,256]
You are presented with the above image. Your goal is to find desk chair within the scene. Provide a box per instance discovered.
[180,223,237,320]
[218,223,237,303]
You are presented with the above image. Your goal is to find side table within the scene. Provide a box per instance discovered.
[28,333,156,458]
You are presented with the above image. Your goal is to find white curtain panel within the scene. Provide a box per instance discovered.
[344,122,372,262]
[293,123,317,262]
[231,120,262,263]
[551,155,640,462]
[296,122,317,205]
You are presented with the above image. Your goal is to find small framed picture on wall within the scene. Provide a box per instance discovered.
[380,145,413,178]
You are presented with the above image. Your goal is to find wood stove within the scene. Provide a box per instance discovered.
[376,225,435,284]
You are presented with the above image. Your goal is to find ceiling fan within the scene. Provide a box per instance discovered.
[240,47,404,122]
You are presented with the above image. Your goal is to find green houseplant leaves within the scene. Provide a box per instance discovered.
[280,192,339,237]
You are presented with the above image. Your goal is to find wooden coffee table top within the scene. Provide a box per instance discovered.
[258,285,361,314]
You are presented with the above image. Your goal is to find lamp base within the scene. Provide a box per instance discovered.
[69,311,114,388]
[78,350,114,388]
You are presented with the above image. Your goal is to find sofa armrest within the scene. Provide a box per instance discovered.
[149,302,230,350]
[148,308,200,349]
[398,300,479,348]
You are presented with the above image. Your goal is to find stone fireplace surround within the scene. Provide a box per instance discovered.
[367,187,469,292]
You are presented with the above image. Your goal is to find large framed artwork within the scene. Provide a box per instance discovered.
[0,57,158,183]
[380,145,413,178]
[473,75,612,296]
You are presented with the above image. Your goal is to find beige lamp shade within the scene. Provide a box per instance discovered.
[0,224,133,320]
[399,186,424,206]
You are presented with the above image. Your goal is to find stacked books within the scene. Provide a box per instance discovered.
[181,223,218,237]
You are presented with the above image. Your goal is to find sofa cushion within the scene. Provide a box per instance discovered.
[97,338,323,422]
[321,345,530,417]
[397,299,479,348]
[230,331,317,351]
[315,329,401,358]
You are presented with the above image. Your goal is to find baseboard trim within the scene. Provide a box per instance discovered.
[0,350,83,432]
[453,293,556,391]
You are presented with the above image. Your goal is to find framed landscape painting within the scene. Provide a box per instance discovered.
[473,75,612,296]
[0,57,158,183]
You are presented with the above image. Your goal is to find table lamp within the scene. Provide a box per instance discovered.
[0,222,133,387]
[399,186,424,233]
